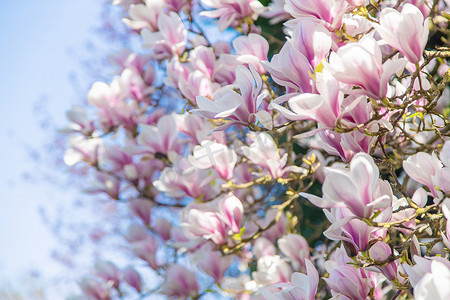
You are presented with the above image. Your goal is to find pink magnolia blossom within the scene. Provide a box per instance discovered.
[108,49,151,76]
[179,70,216,103]
[376,3,429,64]
[142,12,187,59]
[118,68,153,102]
[160,264,199,299]
[182,207,228,245]
[301,153,393,218]
[254,237,277,259]
[79,278,111,300]
[201,0,266,31]
[433,141,450,194]
[325,265,372,300]
[260,0,291,24]
[175,112,226,145]
[222,33,269,74]
[164,0,190,12]
[122,0,165,31]
[413,260,450,300]
[131,235,159,269]
[316,128,376,163]
[262,42,314,93]
[64,136,102,167]
[289,19,332,70]
[277,234,310,271]
[153,218,172,241]
[84,173,121,200]
[252,255,292,285]
[197,248,235,283]
[404,256,450,299]
[323,207,376,252]
[269,72,342,128]
[124,224,148,243]
[129,198,153,226]
[368,241,398,281]
[122,266,142,293]
[153,157,220,199]
[137,114,183,157]
[218,193,244,233]
[403,150,443,198]
[345,0,367,5]
[193,65,269,130]
[285,0,349,30]
[189,140,237,181]
[61,105,95,136]
[326,36,406,99]
[95,261,121,289]
[242,132,305,179]
[260,259,319,300]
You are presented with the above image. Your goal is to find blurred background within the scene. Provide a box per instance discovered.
[0,1,132,298]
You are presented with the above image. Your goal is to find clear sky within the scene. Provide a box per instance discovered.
[0,0,106,297]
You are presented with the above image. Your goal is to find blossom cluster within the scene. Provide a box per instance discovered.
[64,0,450,299]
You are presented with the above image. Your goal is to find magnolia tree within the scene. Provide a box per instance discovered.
[63,0,450,299]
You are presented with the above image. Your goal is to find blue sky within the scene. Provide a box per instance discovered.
[0,0,107,297]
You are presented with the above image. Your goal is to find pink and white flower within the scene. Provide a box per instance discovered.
[376,3,429,64]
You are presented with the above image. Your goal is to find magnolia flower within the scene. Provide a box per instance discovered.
[61,105,95,136]
[301,153,393,218]
[193,65,270,130]
[118,68,153,102]
[269,72,342,128]
[218,193,244,233]
[278,234,310,271]
[160,265,199,299]
[122,266,142,293]
[262,42,313,93]
[95,261,121,289]
[376,3,429,64]
[142,12,187,59]
[122,0,165,31]
[254,237,277,259]
[325,265,372,300]
[79,278,111,300]
[131,235,159,269]
[252,255,292,285]
[201,0,265,31]
[433,141,450,194]
[197,249,234,283]
[414,260,450,300]
[153,156,221,200]
[316,128,376,163]
[259,259,319,300]
[137,114,183,157]
[285,0,349,30]
[188,140,237,181]
[403,151,443,198]
[182,207,228,245]
[242,132,305,179]
[404,256,450,299]
[260,0,291,24]
[64,136,103,167]
[84,173,121,200]
[326,35,406,99]
[221,33,269,74]
[129,198,153,226]
[289,19,332,70]
[368,241,398,281]
[153,218,172,241]
[164,0,190,12]
[124,224,148,243]
[323,207,376,252]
